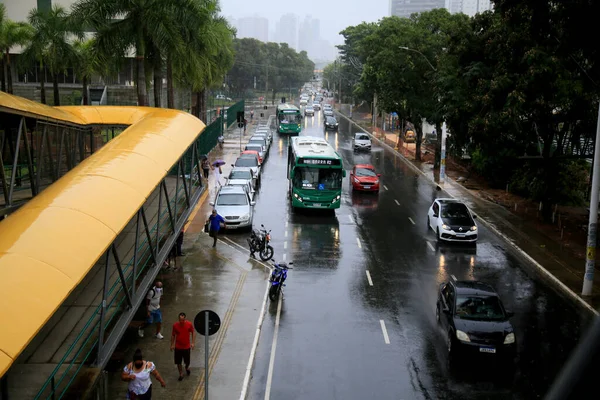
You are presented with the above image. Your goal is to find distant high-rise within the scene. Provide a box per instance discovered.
[389,0,446,18]
[275,14,298,50]
[460,0,492,16]
[235,16,269,43]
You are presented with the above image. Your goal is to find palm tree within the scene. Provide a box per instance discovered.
[23,5,82,105]
[72,0,203,107]
[0,4,33,93]
[73,38,103,105]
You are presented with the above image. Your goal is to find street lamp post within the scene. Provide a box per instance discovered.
[398,46,443,181]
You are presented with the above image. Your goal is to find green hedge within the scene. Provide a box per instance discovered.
[226,100,245,127]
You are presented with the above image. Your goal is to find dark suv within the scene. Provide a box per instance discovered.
[324,116,338,130]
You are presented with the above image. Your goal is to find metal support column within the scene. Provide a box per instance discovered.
[111,244,133,309]
[7,117,24,205]
[56,126,66,179]
[131,211,141,295]
[96,249,111,364]
[155,183,163,261]
[21,118,37,196]
[161,181,175,233]
[140,207,158,266]
[36,125,48,192]
[0,145,9,205]
[46,126,57,181]
[179,159,191,207]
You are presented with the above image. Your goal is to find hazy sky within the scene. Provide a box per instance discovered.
[219,0,388,45]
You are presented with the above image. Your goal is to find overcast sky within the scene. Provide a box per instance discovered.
[219,0,388,45]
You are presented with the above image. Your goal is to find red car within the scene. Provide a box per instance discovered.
[350,164,381,192]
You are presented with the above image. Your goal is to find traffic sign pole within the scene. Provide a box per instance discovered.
[193,310,221,400]
[205,310,209,400]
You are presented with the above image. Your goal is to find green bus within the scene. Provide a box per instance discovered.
[287,136,346,210]
[276,103,302,134]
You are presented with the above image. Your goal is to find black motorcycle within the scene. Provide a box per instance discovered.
[248,224,274,261]
[269,260,293,301]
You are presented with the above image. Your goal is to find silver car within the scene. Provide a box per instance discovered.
[252,132,270,147]
[225,180,255,201]
[227,167,257,190]
[304,106,315,116]
[312,102,321,110]
[233,155,260,180]
[353,133,372,152]
[249,136,269,151]
[244,144,265,163]
[210,185,255,230]
[323,109,333,117]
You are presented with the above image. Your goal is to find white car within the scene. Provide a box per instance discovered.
[227,167,257,190]
[353,133,372,152]
[300,98,308,105]
[427,198,478,243]
[210,186,255,230]
[312,102,321,110]
[304,106,315,116]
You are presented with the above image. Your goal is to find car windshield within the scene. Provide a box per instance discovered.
[229,170,252,180]
[455,295,506,321]
[441,203,470,219]
[356,135,370,141]
[355,168,376,177]
[246,146,262,153]
[327,117,337,123]
[216,193,248,206]
[235,158,258,167]
[293,167,342,190]
[249,140,265,146]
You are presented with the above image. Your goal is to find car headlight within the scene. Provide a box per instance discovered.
[374,180,379,184]
[354,177,360,183]
[456,330,470,342]
[240,213,250,220]
[470,225,477,231]
[504,332,515,344]
[442,224,450,230]
[331,195,341,203]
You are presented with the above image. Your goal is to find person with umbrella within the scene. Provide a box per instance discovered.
[212,159,225,189]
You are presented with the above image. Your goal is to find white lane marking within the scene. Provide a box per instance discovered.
[426,241,435,251]
[284,230,288,237]
[239,281,270,400]
[221,237,272,271]
[285,221,288,228]
[394,199,400,206]
[380,320,390,344]
[282,253,287,261]
[366,270,373,286]
[451,274,457,281]
[264,293,283,400]
[408,217,415,225]
[348,215,354,224]
[356,237,362,248]
[383,185,388,191]
[284,241,288,249]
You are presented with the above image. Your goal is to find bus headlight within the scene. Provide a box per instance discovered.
[331,195,341,203]
[293,193,303,202]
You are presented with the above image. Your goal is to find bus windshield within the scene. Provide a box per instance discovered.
[279,112,302,124]
[293,167,342,190]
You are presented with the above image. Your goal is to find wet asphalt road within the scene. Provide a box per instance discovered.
[223,110,593,400]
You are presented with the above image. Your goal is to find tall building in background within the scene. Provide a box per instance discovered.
[235,16,269,42]
[447,0,463,14]
[460,0,492,16]
[389,0,446,18]
[275,14,298,50]
[1,0,79,20]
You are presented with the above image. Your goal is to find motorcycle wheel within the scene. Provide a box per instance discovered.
[269,285,279,301]
[259,245,274,261]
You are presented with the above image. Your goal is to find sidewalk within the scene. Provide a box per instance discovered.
[335,105,600,314]
[105,119,273,399]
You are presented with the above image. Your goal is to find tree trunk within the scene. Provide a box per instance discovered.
[199,89,207,120]
[1,57,6,92]
[135,55,148,106]
[153,56,162,108]
[194,91,202,119]
[541,127,557,222]
[82,76,89,105]
[40,63,46,104]
[166,53,174,109]
[434,121,442,169]
[6,51,13,94]
[415,119,423,162]
[52,73,60,106]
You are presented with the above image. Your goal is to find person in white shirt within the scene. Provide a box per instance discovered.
[121,348,165,399]
[138,281,164,339]
[213,165,223,189]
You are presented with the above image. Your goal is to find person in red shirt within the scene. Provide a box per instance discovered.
[170,312,196,381]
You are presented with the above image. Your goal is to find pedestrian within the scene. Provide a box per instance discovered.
[201,158,210,181]
[170,312,196,381]
[250,109,254,121]
[243,118,247,133]
[176,229,184,256]
[206,209,226,248]
[121,348,166,399]
[213,165,223,189]
[138,281,164,339]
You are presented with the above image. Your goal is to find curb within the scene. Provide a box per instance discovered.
[337,110,598,316]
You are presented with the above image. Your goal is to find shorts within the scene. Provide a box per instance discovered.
[147,309,162,324]
[174,348,191,366]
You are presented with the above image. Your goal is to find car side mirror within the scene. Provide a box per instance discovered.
[343,170,347,177]
[349,171,353,175]
[231,164,234,167]
[472,214,477,219]
[250,201,256,206]
[209,202,215,206]
[377,173,381,177]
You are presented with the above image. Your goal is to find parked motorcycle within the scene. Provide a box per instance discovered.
[269,260,293,301]
[247,224,274,261]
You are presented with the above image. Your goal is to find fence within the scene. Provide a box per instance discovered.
[225,100,245,127]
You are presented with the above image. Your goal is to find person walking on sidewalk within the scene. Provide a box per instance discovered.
[201,157,210,181]
[213,165,223,189]
[250,109,254,121]
[206,209,226,247]
[121,348,166,399]
[170,312,196,381]
[138,281,164,339]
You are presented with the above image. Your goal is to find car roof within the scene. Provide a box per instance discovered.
[249,136,266,141]
[355,164,375,169]
[230,167,254,174]
[217,185,246,195]
[326,116,336,120]
[436,198,461,204]
[355,133,370,138]
[451,281,498,296]
[241,150,259,155]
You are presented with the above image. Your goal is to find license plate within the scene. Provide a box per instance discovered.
[456,234,465,238]
[363,186,371,189]
[479,347,496,354]
[312,203,322,207]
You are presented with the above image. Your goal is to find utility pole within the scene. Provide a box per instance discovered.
[440,122,447,183]
[265,64,269,108]
[582,102,600,296]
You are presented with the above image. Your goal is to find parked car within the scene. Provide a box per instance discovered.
[436,280,516,367]
[209,185,255,230]
[323,109,334,118]
[428,198,478,243]
[225,180,255,201]
[350,164,380,192]
[300,98,308,105]
[233,154,260,179]
[244,145,264,164]
[249,136,269,151]
[324,116,338,130]
[227,166,257,190]
[304,106,315,116]
[252,132,271,147]
[353,133,372,152]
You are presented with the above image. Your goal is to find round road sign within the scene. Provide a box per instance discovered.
[194,310,221,336]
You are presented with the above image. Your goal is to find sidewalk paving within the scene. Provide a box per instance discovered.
[335,105,600,313]
[105,117,275,399]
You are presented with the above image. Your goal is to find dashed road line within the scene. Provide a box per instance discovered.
[282,253,287,261]
[426,241,435,251]
[394,199,400,206]
[348,215,354,224]
[264,294,283,400]
[284,230,288,237]
[284,241,288,249]
[383,185,388,191]
[366,270,373,286]
[380,320,390,344]
[356,237,362,249]
[451,274,457,281]
[408,217,415,225]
